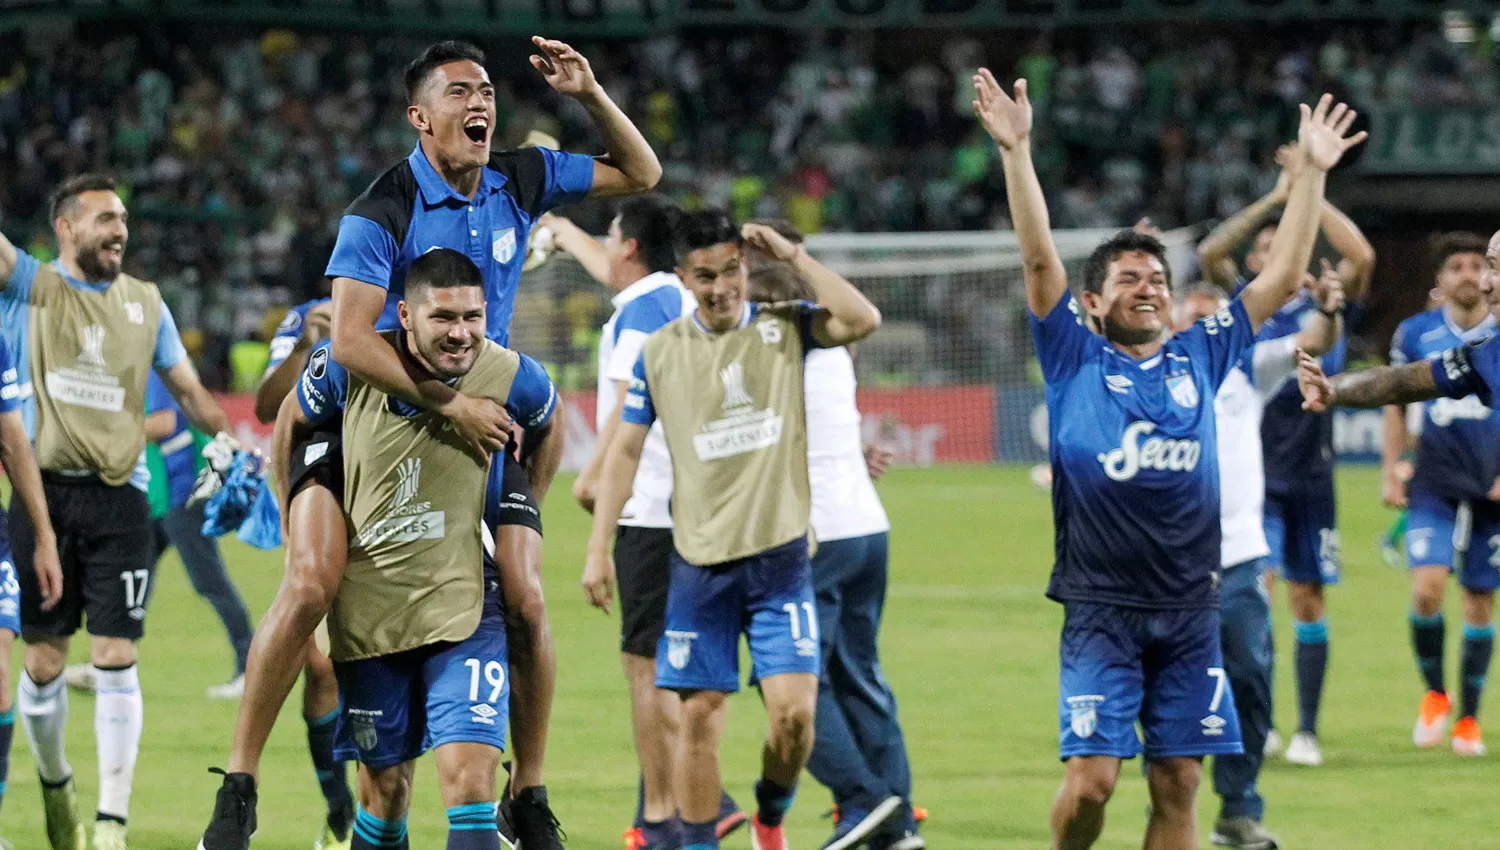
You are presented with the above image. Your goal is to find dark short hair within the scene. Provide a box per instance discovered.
[616,195,680,275]
[747,263,812,303]
[405,248,484,298]
[672,209,740,266]
[1082,230,1173,295]
[50,173,118,222]
[405,41,486,103]
[1430,231,1488,278]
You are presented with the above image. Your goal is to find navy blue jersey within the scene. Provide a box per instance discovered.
[325,146,594,348]
[1391,308,1500,501]
[1429,338,1500,477]
[1257,293,1341,494]
[265,298,331,377]
[1032,294,1253,610]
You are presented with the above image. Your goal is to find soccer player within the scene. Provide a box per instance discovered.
[1380,232,1498,756]
[284,247,558,850]
[1198,145,1377,767]
[972,68,1363,850]
[585,211,881,850]
[745,247,919,850]
[0,173,233,850]
[1173,266,1343,850]
[202,36,658,849]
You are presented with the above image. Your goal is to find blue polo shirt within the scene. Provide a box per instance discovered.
[325,145,595,347]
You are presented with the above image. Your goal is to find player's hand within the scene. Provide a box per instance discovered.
[1131,217,1162,238]
[530,37,601,99]
[864,443,895,480]
[1381,464,1409,509]
[32,533,62,612]
[582,550,616,613]
[1297,347,1335,413]
[972,69,1032,152]
[1488,476,1500,502]
[1296,94,1367,173]
[572,474,597,514]
[443,393,514,462]
[1310,258,1346,314]
[1270,143,1302,204]
[741,223,802,264]
[303,302,333,346]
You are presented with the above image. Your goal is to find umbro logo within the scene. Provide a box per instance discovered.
[1105,374,1133,394]
[1201,714,1227,736]
[470,703,499,726]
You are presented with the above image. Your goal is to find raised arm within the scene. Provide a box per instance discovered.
[540,213,610,285]
[160,358,231,435]
[1320,201,1376,299]
[972,70,1068,318]
[1292,260,1346,357]
[1197,159,1292,289]
[1240,96,1367,331]
[531,37,661,197]
[742,224,881,347]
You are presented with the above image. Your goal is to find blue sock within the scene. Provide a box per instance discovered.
[352,807,408,849]
[682,818,717,850]
[447,803,500,850]
[1411,611,1447,695]
[1294,618,1328,735]
[633,774,646,829]
[753,777,796,828]
[307,706,354,832]
[1461,623,1495,720]
[0,707,12,815]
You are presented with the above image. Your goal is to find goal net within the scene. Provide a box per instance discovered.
[508,227,1201,470]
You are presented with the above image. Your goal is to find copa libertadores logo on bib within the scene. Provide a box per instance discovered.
[45,322,126,412]
[355,457,446,548]
[691,359,784,462]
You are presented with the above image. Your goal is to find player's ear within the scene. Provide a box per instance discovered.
[398,300,412,331]
[407,104,428,134]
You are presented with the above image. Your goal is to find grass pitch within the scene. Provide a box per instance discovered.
[3,465,1495,848]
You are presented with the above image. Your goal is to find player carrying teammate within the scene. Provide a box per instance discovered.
[201,36,658,850]
[1379,232,1497,756]
[585,211,881,850]
[1,173,233,850]
[972,66,1365,849]
[1198,145,1377,767]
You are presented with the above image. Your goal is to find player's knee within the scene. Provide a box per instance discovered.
[90,636,136,669]
[1065,760,1118,808]
[1461,588,1494,626]
[22,640,66,685]
[1146,758,1201,807]
[766,697,816,751]
[680,691,728,743]
[437,752,500,806]
[360,765,414,817]
[1411,573,1447,617]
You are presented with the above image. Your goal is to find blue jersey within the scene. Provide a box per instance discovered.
[325,145,594,347]
[0,340,22,417]
[1257,293,1342,494]
[146,372,197,510]
[265,298,330,376]
[1391,308,1500,501]
[296,337,557,434]
[1429,337,1500,469]
[1032,294,1253,610]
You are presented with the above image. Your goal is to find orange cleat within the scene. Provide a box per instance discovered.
[750,813,787,850]
[1414,690,1452,748]
[1452,715,1487,757]
[622,827,645,850]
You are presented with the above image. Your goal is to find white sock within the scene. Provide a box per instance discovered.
[18,669,72,785]
[94,664,143,821]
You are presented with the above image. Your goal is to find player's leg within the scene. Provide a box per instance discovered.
[1051,757,1121,850]
[336,648,424,850]
[1405,491,1459,746]
[1210,560,1279,849]
[0,550,20,832]
[1143,759,1203,850]
[1453,501,1500,756]
[352,762,415,850]
[305,629,355,845]
[164,501,254,691]
[1283,482,1338,764]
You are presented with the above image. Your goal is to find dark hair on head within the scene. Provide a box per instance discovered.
[405,40,486,103]
[405,248,484,297]
[748,263,812,303]
[1081,230,1173,295]
[748,218,805,244]
[1430,231,1488,278]
[50,173,118,221]
[616,195,681,275]
[672,208,740,266]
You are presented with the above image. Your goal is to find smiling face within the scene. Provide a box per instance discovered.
[57,190,128,282]
[1082,249,1172,347]
[679,241,746,332]
[408,60,496,173]
[1438,250,1486,311]
[399,285,487,380]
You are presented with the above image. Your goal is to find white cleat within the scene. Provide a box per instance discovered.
[1284,732,1323,766]
[1262,729,1284,760]
[1414,690,1452,748]
[62,664,95,692]
[206,675,246,700]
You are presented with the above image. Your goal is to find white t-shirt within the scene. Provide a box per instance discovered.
[805,347,890,543]
[1216,334,1301,568]
[597,272,696,529]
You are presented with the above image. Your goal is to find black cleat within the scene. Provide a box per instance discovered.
[511,786,566,850]
[197,768,257,850]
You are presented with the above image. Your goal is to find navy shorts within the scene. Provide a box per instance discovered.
[1058,601,1244,761]
[333,572,509,769]
[1263,478,1340,586]
[1406,490,1500,592]
[656,536,819,693]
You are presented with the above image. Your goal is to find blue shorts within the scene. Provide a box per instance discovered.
[1058,601,1244,761]
[656,536,819,693]
[1406,490,1500,592]
[1264,480,1340,585]
[333,576,509,770]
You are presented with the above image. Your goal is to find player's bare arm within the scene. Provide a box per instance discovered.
[1320,201,1376,298]
[1292,259,1346,358]
[518,405,566,505]
[742,223,881,346]
[331,276,511,460]
[255,302,331,423]
[145,409,177,442]
[582,421,650,613]
[1380,404,1411,508]
[1298,349,1442,412]
[161,358,232,435]
[1239,95,1367,332]
[1196,150,1296,288]
[574,384,628,513]
[540,213,610,285]
[530,37,661,197]
[0,408,61,609]
[972,70,1068,319]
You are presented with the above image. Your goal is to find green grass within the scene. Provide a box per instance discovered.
[4,465,1497,848]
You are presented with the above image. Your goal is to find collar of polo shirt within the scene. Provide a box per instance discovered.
[408,144,503,208]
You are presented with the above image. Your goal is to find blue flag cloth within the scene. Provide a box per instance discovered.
[236,478,283,550]
[199,450,266,539]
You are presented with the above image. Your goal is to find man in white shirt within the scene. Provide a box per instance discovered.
[548,199,745,849]
[1173,269,1342,850]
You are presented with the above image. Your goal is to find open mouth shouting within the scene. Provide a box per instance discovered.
[463,115,490,147]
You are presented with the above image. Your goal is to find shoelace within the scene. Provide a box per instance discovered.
[519,798,567,843]
[207,768,253,827]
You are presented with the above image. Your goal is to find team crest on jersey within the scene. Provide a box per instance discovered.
[666,630,696,670]
[492,228,517,264]
[1166,374,1199,409]
[1067,695,1103,739]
